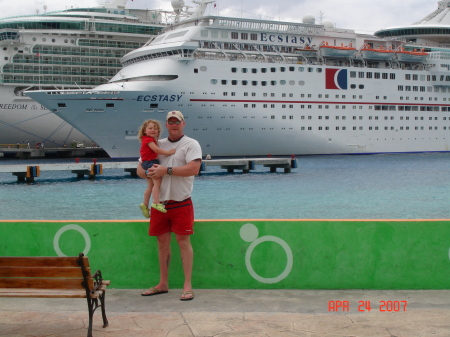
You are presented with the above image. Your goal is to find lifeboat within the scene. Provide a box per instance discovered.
[294,44,317,57]
[395,47,428,62]
[319,42,357,58]
[360,45,395,60]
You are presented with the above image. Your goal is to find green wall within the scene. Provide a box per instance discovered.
[1,220,449,289]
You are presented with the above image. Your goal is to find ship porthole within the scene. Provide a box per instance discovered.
[200,66,207,71]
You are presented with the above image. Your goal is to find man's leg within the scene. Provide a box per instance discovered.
[157,232,172,289]
[142,231,171,295]
[176,234,194,299]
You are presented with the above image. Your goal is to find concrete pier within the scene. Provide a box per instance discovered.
[0,157,298,182]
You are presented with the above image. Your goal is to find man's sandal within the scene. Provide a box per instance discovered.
[180,291,194,301]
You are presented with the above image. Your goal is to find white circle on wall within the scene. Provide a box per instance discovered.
[53,224,91,257]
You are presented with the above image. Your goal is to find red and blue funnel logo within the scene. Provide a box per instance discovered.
[325,68,347,90]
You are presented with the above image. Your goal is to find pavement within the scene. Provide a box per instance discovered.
[1,289,450,336]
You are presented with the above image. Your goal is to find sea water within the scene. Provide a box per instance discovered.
[1,152,449,220]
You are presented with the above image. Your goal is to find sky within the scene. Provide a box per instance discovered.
[0,0,439,34]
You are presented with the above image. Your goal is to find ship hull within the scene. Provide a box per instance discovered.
[0,86,93,147]
[27,57,450,158]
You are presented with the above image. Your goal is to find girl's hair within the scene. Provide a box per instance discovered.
[138,120,162,141]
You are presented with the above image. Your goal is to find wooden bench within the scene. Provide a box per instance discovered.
[0,253,110,337]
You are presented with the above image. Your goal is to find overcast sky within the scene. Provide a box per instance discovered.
[0,0,439,34]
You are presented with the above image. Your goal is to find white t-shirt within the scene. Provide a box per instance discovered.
[157,135,202,202]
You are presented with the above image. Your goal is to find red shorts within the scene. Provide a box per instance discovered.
[149,198,194,236]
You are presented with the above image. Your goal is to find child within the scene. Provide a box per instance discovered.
[138,119,175,218]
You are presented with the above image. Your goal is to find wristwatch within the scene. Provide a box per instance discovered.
[167,167,173,175]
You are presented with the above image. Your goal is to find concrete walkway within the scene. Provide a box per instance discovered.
[1,289,450,336]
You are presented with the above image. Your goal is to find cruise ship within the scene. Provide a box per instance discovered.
[0,0,171,148]
[27,0,450,158]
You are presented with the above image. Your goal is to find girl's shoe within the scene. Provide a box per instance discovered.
[151,203,167,213]
[139,203,150,218]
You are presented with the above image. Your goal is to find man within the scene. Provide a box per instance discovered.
[139,110,202,301]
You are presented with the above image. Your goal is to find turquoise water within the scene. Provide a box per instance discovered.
[1,152,449,220]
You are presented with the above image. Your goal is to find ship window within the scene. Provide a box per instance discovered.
[252,81,258,86]
[262,81,267,86]
[261,68,267,73]
[221,80,227,85]
[359,85,364,89]
[359,72,364,78]
[289,67,295,71]
[211,79,218,84]
[271,68,276,72]
[251,33,258,40]
[242,80,248,85]
[106,103,114,108]
[280,80,286,85]
[58,103,66,108]
[271,81,277,85]
[232,80,237,85]
[231,32,238,39]
[350,72,357,78]
[252,68,257,73]
[299,67,304,72]
[242,68,248,73]
[280,67,285,72]
[231,68,237,73]
[241,33,248,40]
[150,104,158,108]
[317,68,322,73]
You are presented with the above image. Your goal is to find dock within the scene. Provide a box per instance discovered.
[0,157,298,182]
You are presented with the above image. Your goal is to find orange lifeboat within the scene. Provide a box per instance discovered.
[319,42,357,58]
[395,47,428,62]
[360,45,395,60]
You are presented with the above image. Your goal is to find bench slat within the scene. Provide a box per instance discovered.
[0,256,90,268]
[0,277,94,290]
[0,288,88,298]
[0,266,90,278]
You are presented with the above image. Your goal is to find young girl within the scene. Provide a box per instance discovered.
[138,119,175,218]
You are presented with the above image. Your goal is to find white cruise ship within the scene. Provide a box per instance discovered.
[0,0,171,148]
[27,0,450,158]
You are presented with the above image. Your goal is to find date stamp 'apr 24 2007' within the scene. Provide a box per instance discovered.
[328,300,408,312]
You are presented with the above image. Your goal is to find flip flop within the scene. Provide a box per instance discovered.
[180,291,194,301]
[141,287,168,296]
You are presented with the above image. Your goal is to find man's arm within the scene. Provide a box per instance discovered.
[147,158,201,178]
